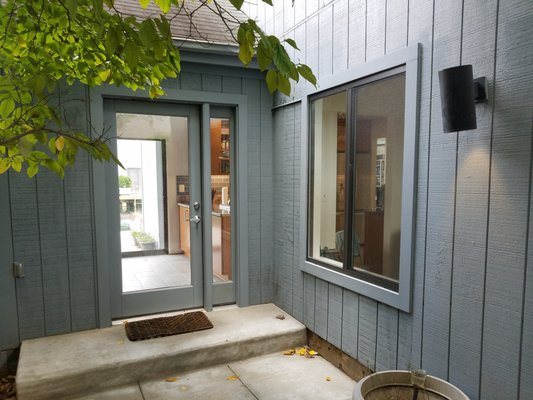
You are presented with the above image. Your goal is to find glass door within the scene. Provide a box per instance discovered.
[105,100,203,317]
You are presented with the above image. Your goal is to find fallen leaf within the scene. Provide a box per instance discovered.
[325,376,331,381]
[165,377,178,382]
[227,375,239,381]
[283,349,296,355]
[276,314,286,320]
[116,340,124,345]
[309,350,318,356]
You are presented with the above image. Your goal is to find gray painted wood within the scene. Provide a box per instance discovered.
[385,0,408,53]
[242,78,263,305]
[365,0,386,60]
[375,304,398,371]
[421,0,462,380]
[260,83,275,303]
[10,172,45,340]
[314,278,329,339]
[0,173,18,350]
[303,272,316,329]
[327,283,343,348]
[36,169,71,335]
[348,0,367,67]
[448,0,498,396]
[481,1,533,398]
[341,289,359,359]
[292,103,304,321]
[318,6,333,79]
[332,0,349,74]
[358,296,377,370]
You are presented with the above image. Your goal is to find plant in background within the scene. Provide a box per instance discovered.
[119,175,132,188]
[0,0,316,178]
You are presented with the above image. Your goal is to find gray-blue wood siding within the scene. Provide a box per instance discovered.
[267,1,533,399]
[0,62,274,348]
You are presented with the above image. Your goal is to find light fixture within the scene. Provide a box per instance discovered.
[438,65,487,133]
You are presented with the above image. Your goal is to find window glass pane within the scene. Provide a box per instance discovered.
[352,74,405,282]
[210,118,232,283]
[309,91,347,267]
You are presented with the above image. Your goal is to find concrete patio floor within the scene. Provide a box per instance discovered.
[73,351,355,400]
[16,304,355,400]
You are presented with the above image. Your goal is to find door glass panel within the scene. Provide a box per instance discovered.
[116,113,192,292]
[210,118,232,283]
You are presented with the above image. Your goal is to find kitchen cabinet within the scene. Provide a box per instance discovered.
[179,204,190,256]
[222,215,231,279]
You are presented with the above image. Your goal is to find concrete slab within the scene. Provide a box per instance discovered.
[16,304,306,400]
[230,352,355,400]
[140,365,256,400]
[70,384,143,400]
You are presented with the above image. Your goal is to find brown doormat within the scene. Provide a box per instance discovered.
[125,311,213,341]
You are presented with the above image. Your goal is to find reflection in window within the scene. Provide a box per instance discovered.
[308,73,406,289]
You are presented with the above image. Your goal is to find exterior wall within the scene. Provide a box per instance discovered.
[0,60,274,349]
[265,1,533,399]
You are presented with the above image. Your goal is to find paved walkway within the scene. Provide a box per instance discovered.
[74,351,355,400]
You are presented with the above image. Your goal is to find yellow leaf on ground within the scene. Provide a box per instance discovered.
[325,376,331,381]
[165,377,178,382]
[276,314,286,320]
[227,375,239,381]
[309,350,318,356]
[283,349,296,355]
[116,340,124,345]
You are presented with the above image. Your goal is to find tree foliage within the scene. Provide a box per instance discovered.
[0,0,316,178]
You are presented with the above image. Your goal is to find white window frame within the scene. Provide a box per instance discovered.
[299,44,420,312]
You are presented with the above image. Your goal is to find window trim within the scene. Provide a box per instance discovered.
[299,44,420,312]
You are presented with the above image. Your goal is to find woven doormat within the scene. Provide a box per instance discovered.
[125,311,213,341]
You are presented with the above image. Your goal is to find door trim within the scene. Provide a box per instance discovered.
[90,85,249,326]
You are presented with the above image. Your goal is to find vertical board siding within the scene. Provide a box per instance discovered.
[421,0,462,380]
[448,0,497,396]
[327,284,343,348]
[260,84,274,303]
[480,1,533,398]
[292,104,304,321]
[242,78,263,305]
[10,173,45,340]
[36,170,72,335]
[267,1,533,399]
[375,304,398,371]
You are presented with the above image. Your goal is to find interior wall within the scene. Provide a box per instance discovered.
[264,1,533,399]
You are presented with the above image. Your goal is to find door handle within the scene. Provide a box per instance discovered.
[189,215,201,224]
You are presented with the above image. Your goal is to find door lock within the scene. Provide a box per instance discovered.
[193,201,201,210]
[189,215,201,224]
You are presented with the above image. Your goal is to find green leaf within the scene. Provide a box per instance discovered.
[139,20,158,46]
[284,38,299,50]
[124,41,140,69]
[48,137,57,154]
[31,151,49,160]
[272,44,292,75]
[10,157,22,172]
[0,158,10,174]
[0,98,15,119]
[278,74,291,96]
[229,0,244,10]
[154,0,171,13]
[257,40,272,71]
[99,69,112,82]
[265,70,277,94]
[261,0,273,5]
[65,0,78,16]
[105,26,121,54]
[139,0,150,8]
[27,163,39,178]
[43,159,64,178]
[297,64,317,86]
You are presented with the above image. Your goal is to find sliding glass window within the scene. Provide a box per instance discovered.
[308,68,406,292]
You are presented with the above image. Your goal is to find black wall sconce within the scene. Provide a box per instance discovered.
[438,65,488,133]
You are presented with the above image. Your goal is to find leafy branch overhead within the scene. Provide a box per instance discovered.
[0,0,316,178]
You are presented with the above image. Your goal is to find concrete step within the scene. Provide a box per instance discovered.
[16,304,307,400]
